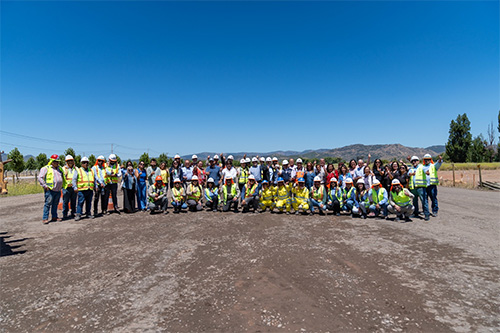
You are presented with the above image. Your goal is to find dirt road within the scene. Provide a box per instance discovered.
[1,187,499,332]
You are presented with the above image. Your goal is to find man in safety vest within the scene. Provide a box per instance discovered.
[219,177,240,212]
[241,175,259,213]
[275,177,292,214]
[186,176,203,212]
[367,179,389,218]
[62,155,78,220]
[407,155,429,221]
[148,175,168,214]
[238,158,249,192]
[291,158,306,183]
[204,178,219,212]
[105,154,121,214]
[388,179,415,222]
[72,156,95,221]
[422,154,442,217]
[38,154,66,224]
[171,178,187,213]
[310,176,327,215]
[291,177,310,215]
[327,177,344,216]
[92,155,108,216]
[259,180,276,212]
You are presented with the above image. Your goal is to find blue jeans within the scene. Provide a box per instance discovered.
[43,189,61,220]
[62,187,77,218]
[136,182,147,210]
[411,187,429,217]
[345,199,355,212]
[310,199,325,212]
[369,203,388,216]
[426,185,438,214]
[77,190,93,216]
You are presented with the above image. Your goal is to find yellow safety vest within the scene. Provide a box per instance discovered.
[239,167,248,184]
[105,164,120,184]
[77,167,95,191]
[44,165,66,190]
[312,185,324,201]
[428,164,439,186]
[371,187,387,204]
[63,166,76,189]
[172,187,185,202]
[293,186,309,202]
[187,184,202,201]
[410,165,426,189]
[391,189,411,207]
[276,185,290,201]
[220,184,238,204]
[260,187,275,202]
[245,183,258,198]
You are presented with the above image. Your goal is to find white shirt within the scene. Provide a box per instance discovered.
[221,167,238,183]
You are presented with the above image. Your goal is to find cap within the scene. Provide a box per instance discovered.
[155,175,163,182]
[248,175,256,180]
[345,178,353,184]
[65,155,74,161]
[266,157,272,162]
[313,176,321,182]
[209,157,214,162]
[214,155,219,160]
[298,177,305,182]
[260,157,265,162]
[252,157,258,162]
[109,154,117,161]
[191,176,199,181]
[97,155,105,161]
[272,157,278,161]
[51,154,59,160]
[277,177,284,182]
[282,160,289,165]
[173,178,181,183]
[423,154,432,159]
[174,154,181,159]
[391,179,401,185]
[262,180,269,184]
[373,179,381,186]
[356,179,365,185]
[192,154,198,159]
[410,156,419,162]
[227,155,234,160]
[207,177,214,183]
[297,158,303,163]
[81,156,89,162]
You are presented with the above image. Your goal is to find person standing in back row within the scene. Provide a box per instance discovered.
[38,154,66,224]
[62,155,78,220]
[422,154,442,217]
[73,157,95,221]
[407,155,429,221]
[105,154,121,214]
[92,155,108,216]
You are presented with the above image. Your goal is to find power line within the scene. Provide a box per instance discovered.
[0,130,109,146]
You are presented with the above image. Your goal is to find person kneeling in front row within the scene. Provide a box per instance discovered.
[388,179,414,222]
[220,177,240,212]
[186,176,203,212]
[148,176,168,214]
[171,178,187,213]
[204,178,219,212]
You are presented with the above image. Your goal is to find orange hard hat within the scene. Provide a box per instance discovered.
[155,175,163,182]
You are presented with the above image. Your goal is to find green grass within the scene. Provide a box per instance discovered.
[4,181,44,197]
[439,162,500,171]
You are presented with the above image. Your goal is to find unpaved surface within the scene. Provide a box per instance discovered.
[1,187,499,332]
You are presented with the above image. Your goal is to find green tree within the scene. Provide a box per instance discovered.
[88,154,96,166]
[74,155,82,168]
[25,157,37,174]
[158,153,169,165]
[8,148,25,179]
[63,147,77,161]
[445,113,472,162]
[139,152,150,165]
[467,135,486,162]
[116,155,122,166]
[36,153,48,170]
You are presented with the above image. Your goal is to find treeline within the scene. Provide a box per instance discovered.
[445,111,500,163]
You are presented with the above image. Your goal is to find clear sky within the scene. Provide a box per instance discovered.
[1,1,498,159]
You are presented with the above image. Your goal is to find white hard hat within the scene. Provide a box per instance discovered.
[391,179,401,185]
[227,155,234,160]
[214,155,219,160]
[345,178,353,184]
[173,178,181,183]
[373,179,381,186]
[272,157,278,161]
[191,176,199,181]
[259,157,265,162]
[282,160,289,165]
[174,154,181,159]
[423,154,432,159]
[252,157,258,162]
[266,157,272,162]
[410,156,419,162]
[245,158,251,163]
[81,156,89,162]
[330,177,338,183]
[192,154,198,159]
[207,177,214,183]
[97,155,105,161]
[240,158,246,164]
[225,177,232,182]
[297,158,303,163]
[65,155,74,161]
[108,154,117,161]
[313,176,321,182]
[248,175,256,180]
[356,179,365,185]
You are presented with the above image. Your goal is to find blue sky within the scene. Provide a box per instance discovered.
[1,1,498,159]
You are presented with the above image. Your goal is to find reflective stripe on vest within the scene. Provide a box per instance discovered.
[410,165,427,189]
[106,164,120,184]
[294,187,309,201]
[276,186,289,200]
[428,164,439,186]
[239,168,248,184]
[260,188,274,201]
[221,184,238,203]
[245,183,257,198]
[45,165,64,190]
[77,168,95,191]
[371,188,386,204]
[64,166,76,189]
[149,185,166,202]
[330,188,344,206]
[312,185,324,201]
[187,184,202,201]
[346,187,355,200]
[391,189,411,207]
[172,187,184,201]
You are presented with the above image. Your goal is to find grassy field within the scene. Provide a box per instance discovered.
[3,181,44,197]
[439,162,500,171]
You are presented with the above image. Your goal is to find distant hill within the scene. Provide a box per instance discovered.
[182,143,445,162]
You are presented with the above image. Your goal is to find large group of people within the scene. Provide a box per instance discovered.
[38,152,443,224]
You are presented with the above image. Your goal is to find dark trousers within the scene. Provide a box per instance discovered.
[187,199,203,211]
[62,187,77,218]
[93,185,107,215]
[242,196,259,211]
[426,185,439,214]
[206,196,219,210]
[223,200,238,212]
[123,188,136,213]
[104,183,118,211]
[327,199,341,214]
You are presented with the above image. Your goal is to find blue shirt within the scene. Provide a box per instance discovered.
[249,165,262,182]
[205,165,221,186]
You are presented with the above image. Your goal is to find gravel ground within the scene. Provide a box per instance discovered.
[0,186,499,332]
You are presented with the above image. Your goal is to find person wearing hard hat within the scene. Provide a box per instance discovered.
[38,154,67,224]
[169,159,184,189]
[205,157,221,187]
[191,154,198,165]
[310,176,327,215]
[279,160,292,184]
[353,179,369,219]
[171,178,187,213]
[422,154,443,217]
[72,156,95,221]
[407,155,429,221]
[148,175,168,214]
[249,157,262,186]
[263,157,273,182]
[173,154,181,165]
[259,180,276,212]
[219,177,240,212]
[204,178,219,212]
[291,158,306,183]
[92,155,108,216]
[62,155,78,220]
[291,177,310,215]
[221,159,238,186]
[388,179,415,222]
[241,174,260,213]
[237,158,249,192]
[186,176,203,211]
[147,158,161,187]
[270,157,280,184]
[105,154,121,214]
[275,177,292,214]
[343,178,359,216]
[327,177,344,216]
[213,154,221,167]
[259,157,269,182]
[367,179,389,218]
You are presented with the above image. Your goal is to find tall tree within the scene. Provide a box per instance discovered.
[36,153,48,170]
[88,154,96,166]
[8,148,25,179]
[74,155,82,168]
[25,157,36,175]
[445,113,472,162]
[139,152,150,165]
[467,135,486,162]
[64,147,77,160]
[158,153,169,165]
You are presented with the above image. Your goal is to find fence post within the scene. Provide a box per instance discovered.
[12,175,15,186]
[478,164,482,188]
[452,163,455,187]
[473,174,476,188]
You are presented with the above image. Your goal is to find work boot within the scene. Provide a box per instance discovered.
[75,214,81,221]
[424,215,430,221]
